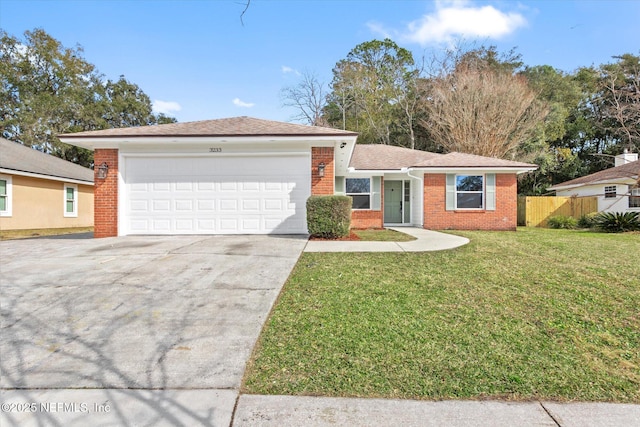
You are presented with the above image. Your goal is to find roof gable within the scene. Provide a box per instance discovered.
[549,160,640,190]
[59,116,358,138]
[0,138,93,183]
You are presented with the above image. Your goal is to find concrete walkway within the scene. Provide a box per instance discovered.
[304,227,470,252]
[3,389,638,426]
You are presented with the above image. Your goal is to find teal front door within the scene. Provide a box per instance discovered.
[384,181,403,223]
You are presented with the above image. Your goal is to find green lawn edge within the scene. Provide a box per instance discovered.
[242,228,640,402]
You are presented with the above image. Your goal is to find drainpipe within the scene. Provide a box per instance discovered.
[403,168,424,227]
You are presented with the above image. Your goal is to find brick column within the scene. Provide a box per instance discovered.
[311,147,334,195]
[93,149,119,238]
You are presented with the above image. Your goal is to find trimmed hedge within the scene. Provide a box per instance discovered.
[306,195,351,238]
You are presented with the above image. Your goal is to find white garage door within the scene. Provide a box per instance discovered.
[123,155,310,235]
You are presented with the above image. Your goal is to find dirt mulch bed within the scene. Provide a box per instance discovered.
[309,231,362,241]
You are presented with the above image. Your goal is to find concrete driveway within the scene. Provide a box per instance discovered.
[1,234,306,425]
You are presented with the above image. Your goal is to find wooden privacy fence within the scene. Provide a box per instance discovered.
[517,196,598,227]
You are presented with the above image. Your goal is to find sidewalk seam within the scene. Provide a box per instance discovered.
[539,401,562,427]
[229,392,241,427]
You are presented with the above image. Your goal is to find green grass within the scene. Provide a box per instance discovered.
[0,226,94,240]
[243,228,640,402]
[352,228,417,242]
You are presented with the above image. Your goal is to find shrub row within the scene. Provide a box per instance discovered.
[548,212,639,233]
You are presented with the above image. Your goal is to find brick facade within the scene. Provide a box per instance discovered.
[311,147,334,195]
[93,149,119,238]
[423,173,518,231]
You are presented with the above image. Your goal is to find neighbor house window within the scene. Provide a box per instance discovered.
[346,178,371,209]
[455,175,484,209]
[630,185,640,208]
[604,185,617,198]
[0,175,11,217]
[64,184,78,217]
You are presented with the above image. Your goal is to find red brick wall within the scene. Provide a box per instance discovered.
[350,178,384,229]
[423,173,517,231]
[93,149,119,238]
[311,147,334,195]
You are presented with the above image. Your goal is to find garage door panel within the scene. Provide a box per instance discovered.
[124,155,310,235]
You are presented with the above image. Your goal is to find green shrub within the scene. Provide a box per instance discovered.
[547,215,578,229]
[593,211,640,233]
[306,195,352,238]
[577,212,599,229]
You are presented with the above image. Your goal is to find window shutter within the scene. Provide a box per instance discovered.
[334,176,344,194]
[372,176,381,210]
[445,174,455,211]
[485,173,496,211]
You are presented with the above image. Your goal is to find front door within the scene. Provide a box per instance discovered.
[384,181,403,224]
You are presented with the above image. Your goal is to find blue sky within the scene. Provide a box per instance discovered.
[1,0,639,124]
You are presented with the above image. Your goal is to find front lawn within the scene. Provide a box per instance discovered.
[243,228,640,402]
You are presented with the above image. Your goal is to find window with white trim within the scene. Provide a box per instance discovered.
[455,175,484,209]
[346,178,371,209]
[0,175,12,217]
[64,184,78,217]
[630,185,640,208]
[604,185,617,198]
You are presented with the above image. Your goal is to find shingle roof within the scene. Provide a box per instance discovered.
[0,138,94,183]
[349,144,537,170]
[416,151,538,168]
[349,144,443,169]
[549,160,640,190]
[59,116,358,138]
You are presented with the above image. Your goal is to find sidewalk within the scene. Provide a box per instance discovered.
[233,395,640,427]
[304,227,470,252]
[3,389,638,426]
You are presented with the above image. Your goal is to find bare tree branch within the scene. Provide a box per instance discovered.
[240,0,250,26]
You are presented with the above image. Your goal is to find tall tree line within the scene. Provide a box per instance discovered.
[1,28,176,168]
[282,40,640,194]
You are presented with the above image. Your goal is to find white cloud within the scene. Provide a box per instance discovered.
[233,98,255,108]
[152,100,182,115]
[371,0,527,46]
[281,65,300,75]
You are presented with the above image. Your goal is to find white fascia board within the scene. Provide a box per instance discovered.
[58,135,358,150]
[346,167,400,175]
[418,167,537,174]
[347,166,537,175]
[0,168,94,186]
[550,177,638,191]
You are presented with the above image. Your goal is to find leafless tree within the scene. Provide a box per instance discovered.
[280,70,328,126]
[418,59,547,159]
[599,55,640,154]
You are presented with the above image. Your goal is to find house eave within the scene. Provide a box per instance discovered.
[0,168,94,185]
[550,176,639,192]
[58,135,359,150]
[415,166,538,174]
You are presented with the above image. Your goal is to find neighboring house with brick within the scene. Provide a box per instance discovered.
[58,116,536,237]
[0,137,94,230]
[549,151,640,213]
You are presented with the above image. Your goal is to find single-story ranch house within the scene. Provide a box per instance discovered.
[0,137,94,231]
[549,151,639,213]
[58,117,537,237]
